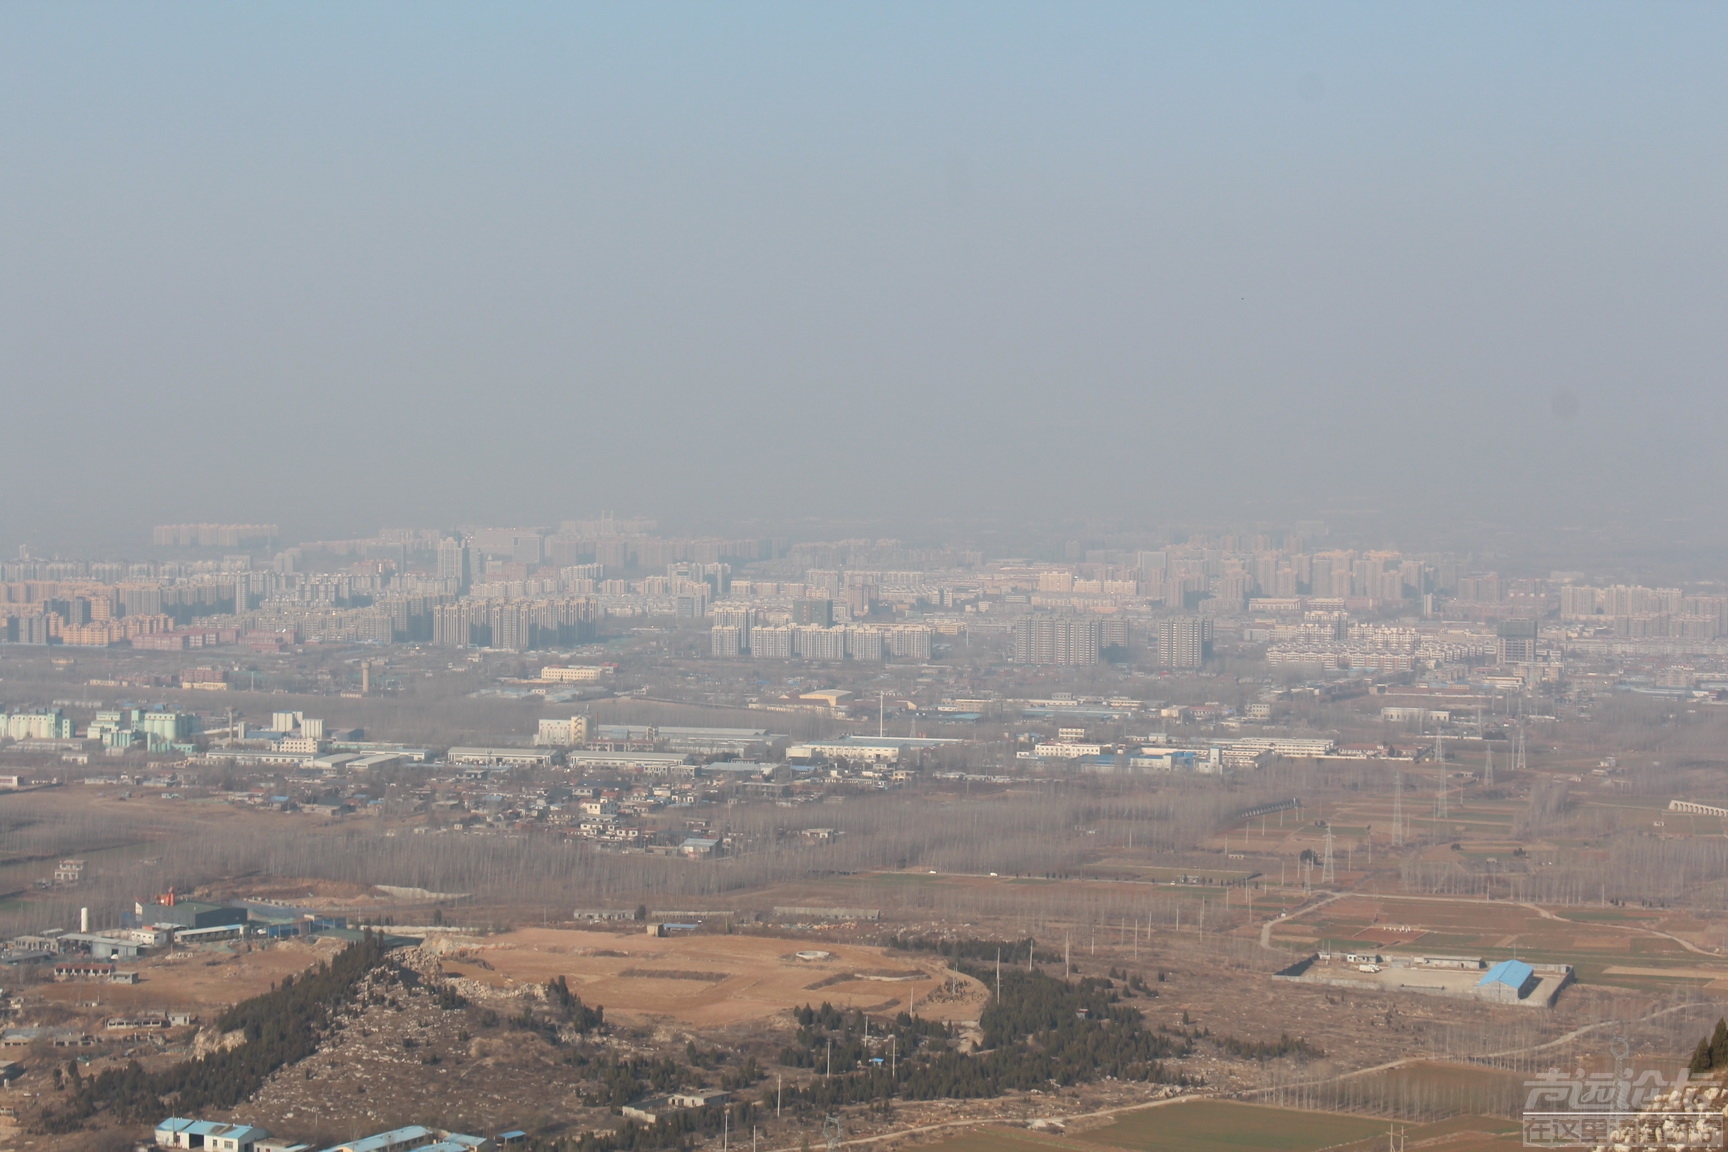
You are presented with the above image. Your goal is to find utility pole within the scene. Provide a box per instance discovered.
[996,947,1001,1000]
[826,1037,832,1078]
[777,1075,782,1117]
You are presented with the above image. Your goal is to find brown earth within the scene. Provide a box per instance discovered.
[432,927,989,1026]
[36,938,345,1016]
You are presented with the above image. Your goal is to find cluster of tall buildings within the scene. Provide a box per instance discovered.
[150,523,277,549]
[1003,616,1209,668]
[430,599,599,650]
[17,521,1728,685]
[708,601,932,662]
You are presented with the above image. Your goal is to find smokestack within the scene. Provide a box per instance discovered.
[80,907,89,933]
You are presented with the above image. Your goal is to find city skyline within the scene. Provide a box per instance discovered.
[3,6,1726,1148]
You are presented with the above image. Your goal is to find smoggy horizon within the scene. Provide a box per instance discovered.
[3,4,1724,554]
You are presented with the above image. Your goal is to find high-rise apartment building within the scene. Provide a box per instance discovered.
[1559,585,1600,618]
[887,625,934,661]
[846,627,884,661]
[795,625,847,661]
[710,625,745,658]
[1456,573,1502,602]
[710,605,752,650]
[1155,617,1209,669]
[1309,557,1335,597]
[512,534,544,566]
[792,598,834,627]
[1496,619,1539,665]
[1011,617,1101,665]
[437,538,472,593]
[751,626,794,659]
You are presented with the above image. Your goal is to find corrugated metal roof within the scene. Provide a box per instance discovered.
[1478,958,1534,988]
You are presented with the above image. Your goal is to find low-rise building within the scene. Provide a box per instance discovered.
[446,747,557,768]
[155,1120,273,1152]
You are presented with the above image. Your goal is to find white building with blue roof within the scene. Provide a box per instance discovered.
[154,1118,271,1151]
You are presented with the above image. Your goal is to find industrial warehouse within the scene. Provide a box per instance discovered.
[1274,951,1573,1007]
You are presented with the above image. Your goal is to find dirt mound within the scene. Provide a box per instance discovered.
[199,876,380,903]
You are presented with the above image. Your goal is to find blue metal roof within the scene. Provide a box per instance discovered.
[319,1125,435,1152]
[1478,959,1534,988]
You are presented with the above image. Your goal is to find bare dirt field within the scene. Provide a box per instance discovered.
[35,938,345,1015]
[433,927,990,1026]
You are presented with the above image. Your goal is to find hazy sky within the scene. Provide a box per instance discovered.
[2,3,1724,551]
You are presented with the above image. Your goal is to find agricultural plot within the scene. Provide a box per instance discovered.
[915,1101,1523,1152]
[1076,1101,1387,1152]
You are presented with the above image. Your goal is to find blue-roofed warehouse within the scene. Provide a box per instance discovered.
[1476,959,1539,1002]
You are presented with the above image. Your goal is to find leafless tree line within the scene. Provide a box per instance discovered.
[0,780,1292,935]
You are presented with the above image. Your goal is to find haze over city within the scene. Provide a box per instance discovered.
[4,4,1727,552]
[3,6,1728,1152]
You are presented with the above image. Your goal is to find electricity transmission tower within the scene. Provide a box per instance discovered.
[1321,823,1335,885]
